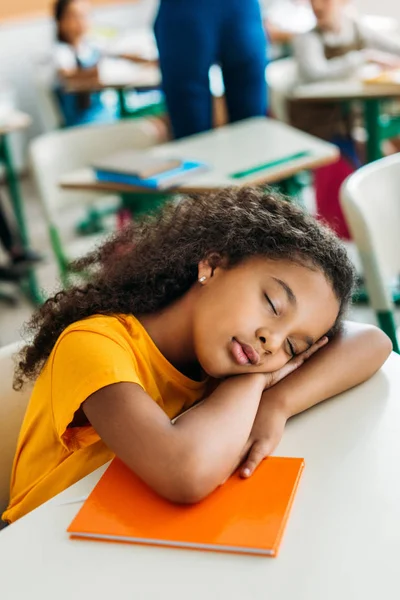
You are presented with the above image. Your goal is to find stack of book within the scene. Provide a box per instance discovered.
[93,152,208,190]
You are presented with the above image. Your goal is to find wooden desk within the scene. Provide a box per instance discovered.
[60,117,339,197]
[0,111,41,304]
[1,351,399,600]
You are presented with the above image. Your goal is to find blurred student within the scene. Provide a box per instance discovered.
[290,0,400,238]
[53,0,118,127]
[154,0,268,139]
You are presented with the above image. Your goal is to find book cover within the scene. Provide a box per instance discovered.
[93,153,182,179]
[68,456,304,557]
[94,160,208,190]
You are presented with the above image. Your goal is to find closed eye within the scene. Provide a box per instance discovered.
[287,339,296,358]
[264,293,278,315]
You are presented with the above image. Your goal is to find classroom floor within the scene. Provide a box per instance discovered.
[0,177,397,348]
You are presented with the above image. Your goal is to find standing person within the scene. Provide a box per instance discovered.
[154,0,268,139]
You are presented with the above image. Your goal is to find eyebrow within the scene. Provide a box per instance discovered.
[272,277,314,350]
[272,277,297,306]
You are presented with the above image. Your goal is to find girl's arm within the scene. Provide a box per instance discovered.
[239,322,392,476]
[55,44,99,83]
[82,344,321,504]
[83,373,266,504]
[117,53,159,67]
[293,31,365,83]
[58,66,99,80]
[360,22,400,58]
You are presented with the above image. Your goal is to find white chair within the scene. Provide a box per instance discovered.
[266,57,298,123]
[29,118,166,287]
[340,154,400,352]
[0,342,32,516]
[33,57,64,132]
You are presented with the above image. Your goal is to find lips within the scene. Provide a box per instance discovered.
[231,338,261,366]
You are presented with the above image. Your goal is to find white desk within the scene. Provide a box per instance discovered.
[293,74,400,102]
[107,28,159,62]
[60,117,339,196]
[1,352,400,600]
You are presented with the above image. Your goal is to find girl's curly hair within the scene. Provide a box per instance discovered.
[14,187,355,389]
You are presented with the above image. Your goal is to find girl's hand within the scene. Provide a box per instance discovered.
[230,338,328,480]
[363,49,400,69]
[219,338,328,484]
[239,401,288,478]
[263,336,328,390]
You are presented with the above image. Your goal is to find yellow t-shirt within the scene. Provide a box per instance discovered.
[3,314,207,523]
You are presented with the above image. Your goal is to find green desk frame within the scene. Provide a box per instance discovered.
[363,98,400,163]
[0,133,42,305]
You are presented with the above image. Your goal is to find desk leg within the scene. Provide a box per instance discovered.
[117,89,130,119]
[0,289,19,306]
[377,311,400,354]
[273,175,306,207]
[0,134,42,305]
[364,99,382,163]
[120,192,171,221]
[116,89,166,121]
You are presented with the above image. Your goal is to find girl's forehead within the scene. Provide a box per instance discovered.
[239,256,314,275]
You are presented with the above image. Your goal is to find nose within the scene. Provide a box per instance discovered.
[257,327,284,355]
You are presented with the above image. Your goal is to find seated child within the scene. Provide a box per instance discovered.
[2,187,391,523]
[290,0,400,238]
[53,0,118,127]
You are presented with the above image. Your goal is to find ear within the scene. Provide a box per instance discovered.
[197,253,225,282]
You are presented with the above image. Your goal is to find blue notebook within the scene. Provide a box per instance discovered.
[95,160,208,190]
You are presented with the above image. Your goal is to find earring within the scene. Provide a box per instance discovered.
[198,276,206,283]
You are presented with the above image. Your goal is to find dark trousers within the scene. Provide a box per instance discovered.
[154,0,268,139]
[0,196,14,255]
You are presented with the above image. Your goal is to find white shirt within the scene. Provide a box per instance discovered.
[293,15,400,83]
[54,39,104,74]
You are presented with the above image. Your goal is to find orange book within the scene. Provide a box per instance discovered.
[68,457,304,557]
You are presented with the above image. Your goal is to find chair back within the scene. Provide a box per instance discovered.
[0,342,32,514]
[340,154,400,312]
[33,57,64,132]
[266,58,298,122]
[29,118,165,223]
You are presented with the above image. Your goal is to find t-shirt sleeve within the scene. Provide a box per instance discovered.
[50,328,144,451]
[293,31,364,83]
[54,43,77,72]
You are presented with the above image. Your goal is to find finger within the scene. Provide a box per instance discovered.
[285,336,328,372]
[240,441,271,478]
[269,354,306,384]
[299,336,329,361]
[267,337,329,387]
[221,440,254,485]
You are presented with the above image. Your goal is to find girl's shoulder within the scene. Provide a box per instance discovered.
[54,41,76,70]
[62,314,135,337]
[54,37,102,70]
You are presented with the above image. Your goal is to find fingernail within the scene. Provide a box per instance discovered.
[242,468,251,477]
